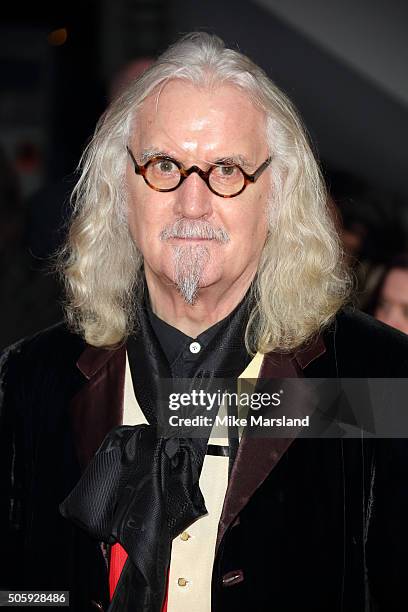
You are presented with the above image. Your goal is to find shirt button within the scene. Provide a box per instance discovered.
[189,341,201,354]
[178,577,188,587]
[180,531,190,541]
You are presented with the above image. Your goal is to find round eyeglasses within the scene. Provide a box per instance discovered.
[126,146,272,198]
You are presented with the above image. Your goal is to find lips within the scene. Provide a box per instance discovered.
[171,236,212,240]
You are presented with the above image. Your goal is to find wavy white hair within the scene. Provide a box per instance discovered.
[58,32,351,353]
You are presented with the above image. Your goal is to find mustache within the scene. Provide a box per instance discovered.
[159,219,230,243]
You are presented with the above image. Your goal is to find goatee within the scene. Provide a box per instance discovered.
[172,244,210,304]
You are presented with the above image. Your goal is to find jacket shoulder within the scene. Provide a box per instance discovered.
[0,322,86,410]
[333,307,408,376]
[1,320,84,366]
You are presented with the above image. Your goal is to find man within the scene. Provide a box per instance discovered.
[1,32,408,612]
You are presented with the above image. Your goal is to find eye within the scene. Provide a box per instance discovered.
[213,165,241,180]
[220,166,235,176]
[148,157,179,176]
[376,299,389,313]
[155,159,178,174]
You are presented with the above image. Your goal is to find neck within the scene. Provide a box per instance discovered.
[144,268,255,338]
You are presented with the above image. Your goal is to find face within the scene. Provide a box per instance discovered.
[375,268,408,334]
[126,80,270,303]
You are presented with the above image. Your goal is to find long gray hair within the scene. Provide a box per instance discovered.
[58,32,351,353]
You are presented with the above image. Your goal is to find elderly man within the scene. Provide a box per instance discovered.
[1,32,408,612]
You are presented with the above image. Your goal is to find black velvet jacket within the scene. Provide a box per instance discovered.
[1,307,408,612]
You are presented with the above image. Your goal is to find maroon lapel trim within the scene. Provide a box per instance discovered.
[216,334,326,552]
[70,344,126,471]
[76,344,123,379]
[294,334,326,369]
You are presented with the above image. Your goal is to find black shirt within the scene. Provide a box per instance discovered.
[146,303,232,378]
[145,295,252,466]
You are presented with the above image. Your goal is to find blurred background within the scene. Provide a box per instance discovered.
[1,0,408,349]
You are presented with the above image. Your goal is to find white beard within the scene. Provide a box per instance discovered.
[172,244,210,305]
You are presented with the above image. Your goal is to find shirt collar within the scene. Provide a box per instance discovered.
[146,301,234,367]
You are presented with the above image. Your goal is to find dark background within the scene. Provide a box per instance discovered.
[1,0,408,348]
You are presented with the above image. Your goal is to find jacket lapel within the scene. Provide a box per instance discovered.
[216,335,326,551]
[70,345,126,471]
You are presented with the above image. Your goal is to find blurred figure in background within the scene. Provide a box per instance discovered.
[0,146,22,252]
[26,57,155,265]
[328,170,407,309]
[367,254,408,334]
[0,146,61,349]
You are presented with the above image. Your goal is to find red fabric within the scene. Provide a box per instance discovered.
[109,543,168,611]
[109,543,128,600]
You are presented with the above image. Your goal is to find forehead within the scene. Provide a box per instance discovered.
[132,80,267,162]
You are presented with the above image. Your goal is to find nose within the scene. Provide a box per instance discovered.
[173,172,214,219]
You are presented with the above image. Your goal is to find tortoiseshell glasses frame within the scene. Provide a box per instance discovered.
[126,146,272,198]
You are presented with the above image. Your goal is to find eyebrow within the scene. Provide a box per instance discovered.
[213,155,252,169]
[137,148,253,169]
[138,148,169,163]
